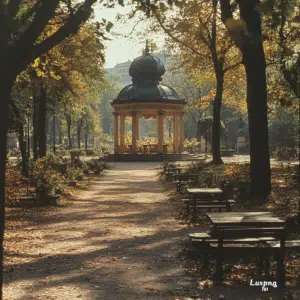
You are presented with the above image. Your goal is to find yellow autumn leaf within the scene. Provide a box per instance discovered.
[36,69,45,78]
[49,71,61,81]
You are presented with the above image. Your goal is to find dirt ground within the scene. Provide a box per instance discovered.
[3,162,300,300]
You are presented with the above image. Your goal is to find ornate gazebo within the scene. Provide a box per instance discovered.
[111,43,187,155]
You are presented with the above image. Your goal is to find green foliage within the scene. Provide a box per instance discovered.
[183,138,200,153]
[32,156,66,195]
[183,162,251,200]
[273,147,295,160]
[65,166,82,181]
[70,149,83,158]
[86,148,97,156]
[87,159,104,172]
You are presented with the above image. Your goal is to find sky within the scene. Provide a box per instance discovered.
[94,4,165,68]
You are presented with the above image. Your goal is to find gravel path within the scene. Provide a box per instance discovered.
[4,162,192,300]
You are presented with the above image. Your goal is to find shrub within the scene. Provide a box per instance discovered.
[65,166,82,181]
[183,163,251,200]
[70,149,82,158]
[184,138,200,153]
[273,147,294,160]
[32,157,65,195]
[185,161,206,173]
[87,159,105,171]
[86,148,95,156]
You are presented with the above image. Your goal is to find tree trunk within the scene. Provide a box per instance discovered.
[52,115,56,154]
[17,125,28,177]
[85,131,88,152]
[9,100,28,177]
[210,0,223,164]
[46,116,51,148]
[211,69,224,164]
[66,115,72,149]
[77,119,83,149]
[38,86,47,158]
[58,120,62,146]
[239,0,271,198]
[0,77,14,300]
[33,96,39,160]
[48,118,53,149]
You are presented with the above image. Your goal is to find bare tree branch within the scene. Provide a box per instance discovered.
[15,0,60,51]
[12,0,97,74]
[32,0,97,58]
[6,0,22,22]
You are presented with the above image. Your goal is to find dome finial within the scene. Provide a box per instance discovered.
[145,40,150,55]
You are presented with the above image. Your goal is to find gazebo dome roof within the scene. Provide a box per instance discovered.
[112,41,186,105]
[112,82,185,104]
[129,53,165,83]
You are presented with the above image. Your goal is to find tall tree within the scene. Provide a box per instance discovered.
[147,0,241,163]
[220,0,271,198]
[0,1,108,297]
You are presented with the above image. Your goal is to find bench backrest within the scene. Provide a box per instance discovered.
[165,167,180,173]
[192,198,228,204]
[191,193,226,200]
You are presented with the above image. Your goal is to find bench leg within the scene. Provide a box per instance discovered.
[193,203,197,220]
[256,255,264,276]
[216,255,223,282]
[186,203,190,216]
[276,252,285,287]
[199,242,210,270]
[203,254,209,269]
[264,256,270,277]
[179,184,183,194]
[257,252,269,276]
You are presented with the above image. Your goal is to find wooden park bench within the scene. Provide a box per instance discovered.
[220,148,235,157]
[188,212,300,287]
[162,165,184,179]
[173,173,199,194]
[182,198,235,216]
[183,188,235,217]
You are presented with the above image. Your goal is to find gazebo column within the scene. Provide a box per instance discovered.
[120,112,125,154]
[131,111,137,154]
[113,112,119,154]
[173,112,179,153]
[136,115,140,141]
[157,111,164,153]
[179,112,184,153]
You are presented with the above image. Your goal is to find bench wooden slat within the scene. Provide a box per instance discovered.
[218,227,285,239]
[191,238,262,244]
[183,199,235,203]
[196,204,227,209]
[189,232,211,239]
[259,237,276,241]
[266,240,300,248]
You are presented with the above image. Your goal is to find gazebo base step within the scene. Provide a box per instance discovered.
[105,153,207,162]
